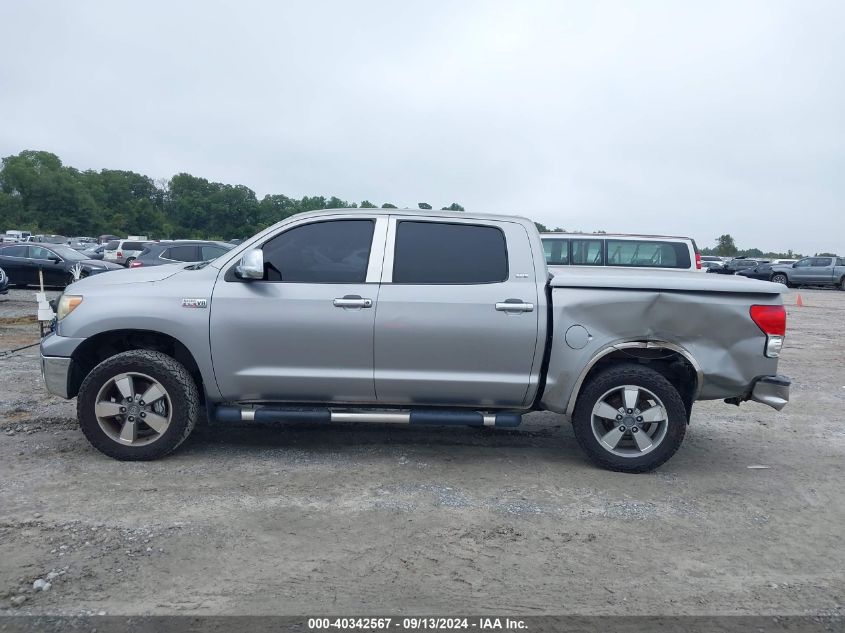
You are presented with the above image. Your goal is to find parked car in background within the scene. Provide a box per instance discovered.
[98,234,120,245]
[541,233,702,272]
[0,267,8,294]
[699,256,725,270]
[103,239,152,267]
[129,240,234,268]
[28,234,69,244]
[738,256,845,289]
[4,230,32,242]
[707,257,769,275]
[81,244,106,260]
[0,243,121,287]
[42,209,788,472]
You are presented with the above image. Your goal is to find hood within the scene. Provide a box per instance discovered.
[80,259,122,270]
[549,266,784,294]
[69,262,187,289]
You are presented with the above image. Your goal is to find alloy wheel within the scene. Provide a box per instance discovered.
[94,372,172,445]
[590,385,669,457]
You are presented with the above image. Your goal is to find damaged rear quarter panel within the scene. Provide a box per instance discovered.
[540,286,783,414]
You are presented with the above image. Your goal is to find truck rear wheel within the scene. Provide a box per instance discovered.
[77,350,200,460]
[571,364,687,473]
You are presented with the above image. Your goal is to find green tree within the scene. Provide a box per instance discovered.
[360,200,377,208]
[381,203,397,208]
[441,202,465,211]
[534,221,549,232]
[715,234,738,257]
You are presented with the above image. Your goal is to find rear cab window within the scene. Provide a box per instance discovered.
[606,240,690,269]
[571,239,604,266]
[392,221,508,284]
[542,238,569,265]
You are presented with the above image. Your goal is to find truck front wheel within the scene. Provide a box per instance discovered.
[77,350,200,460]
[771,273,789,287]
[571,364,687,473]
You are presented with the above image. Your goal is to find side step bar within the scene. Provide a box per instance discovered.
[214,406,522,428]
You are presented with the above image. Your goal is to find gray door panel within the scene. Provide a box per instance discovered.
[374,218,539,407]
[209,281,379,402]
[209,216,386,403]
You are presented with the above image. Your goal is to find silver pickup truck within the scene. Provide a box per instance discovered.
[40,209,790,472]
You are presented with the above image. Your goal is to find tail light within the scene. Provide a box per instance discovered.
[750,305,786,358]
[129,261,143,268]
[695,252,702,270]
[116,251,123,258]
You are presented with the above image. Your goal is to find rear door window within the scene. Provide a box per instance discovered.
[165,245,199,262]
[542,239,569,265]
[122,241,146,251]
[0,245,27,257]
[571,239,604,266]
[29,246,57,260]
[392,221,508,284]
[606,240,690,269]
[104,240,120,250]
[811,257,833,267]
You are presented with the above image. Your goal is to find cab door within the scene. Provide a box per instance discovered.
[209,216,387,403]
[790,258,813,284]
[373,217,541,407]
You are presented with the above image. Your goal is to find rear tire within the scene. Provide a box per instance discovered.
[77,350,200,460]
[839,277,845,291]
[124,257,135,267]
[571,364,688,473]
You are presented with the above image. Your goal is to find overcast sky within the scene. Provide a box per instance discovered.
[1,1,842,254]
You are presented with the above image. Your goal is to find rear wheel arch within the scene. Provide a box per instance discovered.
[69,329,203,399]
[567,342,700,420]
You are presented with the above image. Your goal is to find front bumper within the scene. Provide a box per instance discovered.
[749,374,790,411]
[40,354,73,399]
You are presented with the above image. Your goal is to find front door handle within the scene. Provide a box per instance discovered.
[495,299,534,313]
[333,295,373,309]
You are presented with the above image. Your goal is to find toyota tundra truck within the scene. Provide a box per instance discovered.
[40,209,790,472]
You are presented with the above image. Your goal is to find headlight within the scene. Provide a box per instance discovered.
[57,294,83,320]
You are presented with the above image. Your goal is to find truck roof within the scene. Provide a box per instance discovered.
[279,207,535,225]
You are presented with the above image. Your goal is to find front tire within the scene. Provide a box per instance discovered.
[571,364,688,473]
[771,273,789,287]
[77,350,200,460]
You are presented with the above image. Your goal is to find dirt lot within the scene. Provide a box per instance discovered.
[0,287,843,616]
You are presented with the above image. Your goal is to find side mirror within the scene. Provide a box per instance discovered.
[235,248,264,280]
[792,263,797,268]
[49,256,61,264]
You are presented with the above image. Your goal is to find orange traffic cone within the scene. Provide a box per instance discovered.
[796,294,804,307]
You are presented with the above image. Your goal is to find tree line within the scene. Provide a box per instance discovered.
[0,150,467,240]
[1,151,824,258]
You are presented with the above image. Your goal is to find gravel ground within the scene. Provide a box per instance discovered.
[0,287,843,616]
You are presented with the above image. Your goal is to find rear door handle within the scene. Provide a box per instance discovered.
[333,295,373,309]
[495,299,534,313]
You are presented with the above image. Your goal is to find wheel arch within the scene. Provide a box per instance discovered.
[565,341,702,420]
[69,329,203,399]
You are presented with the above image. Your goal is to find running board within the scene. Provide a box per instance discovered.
[213,406,522,428]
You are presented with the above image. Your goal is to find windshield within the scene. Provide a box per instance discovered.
[48,245,88,261]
